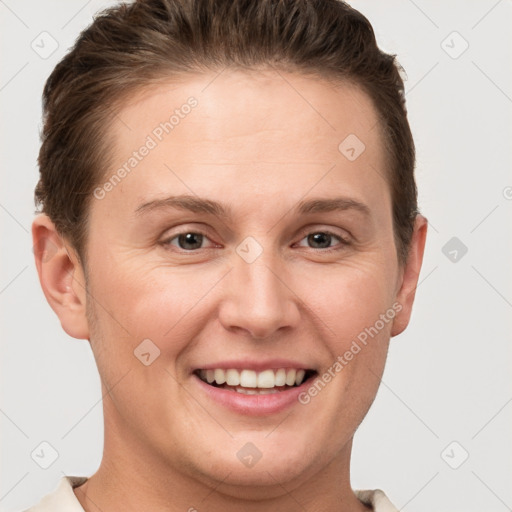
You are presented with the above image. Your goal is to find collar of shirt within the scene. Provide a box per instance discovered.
[23,476,400,512]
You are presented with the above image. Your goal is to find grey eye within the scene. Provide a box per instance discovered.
[169,232,205,250]
[297,231,346,249]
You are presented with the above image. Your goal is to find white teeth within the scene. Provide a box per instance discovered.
[275,368,286,386]
[235,387,279,395]
[214,369,226,384]
[295,369,305,385]
[199,368,310,388]
[226,369,240,386]
[240,369,257,388]
[285,369,296,386]
[257,369,276,388]
[238,388,256,395]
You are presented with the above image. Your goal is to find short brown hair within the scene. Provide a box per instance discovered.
[35,0,419,266]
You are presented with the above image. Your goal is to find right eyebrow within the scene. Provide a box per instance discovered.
[134,194,232,220]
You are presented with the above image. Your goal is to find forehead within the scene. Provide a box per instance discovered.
[112,69,382,157]
[96,69,389,217]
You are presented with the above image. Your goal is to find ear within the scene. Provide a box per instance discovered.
[32,214,89,340]
[391,214,428,337]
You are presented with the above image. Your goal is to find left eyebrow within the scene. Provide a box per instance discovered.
[296,197,371,218]
[134,194,371,220]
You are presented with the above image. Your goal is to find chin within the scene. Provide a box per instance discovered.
[189,436,323,491]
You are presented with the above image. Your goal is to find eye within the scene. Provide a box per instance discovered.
[161,231,216,251]
[160,229,349,253]
[296,231,350,251]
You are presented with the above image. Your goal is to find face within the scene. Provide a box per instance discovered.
[40,69,426,496]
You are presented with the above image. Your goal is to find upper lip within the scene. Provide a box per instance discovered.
[193,359,316,372]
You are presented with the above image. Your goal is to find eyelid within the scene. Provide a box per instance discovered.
[294,229,351,251]
[295,224,352,243]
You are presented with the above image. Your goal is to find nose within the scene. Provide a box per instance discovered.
[218,244,300,339]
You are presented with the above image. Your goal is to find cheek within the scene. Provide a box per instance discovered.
[86,257,224,354]
[305,266,393,434]
[298,258,396,410]
[87,235,398,360]
[301,258,398,343]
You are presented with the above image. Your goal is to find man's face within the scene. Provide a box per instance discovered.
[81,70,410,489]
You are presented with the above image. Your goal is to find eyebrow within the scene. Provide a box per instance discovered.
[134,194,371,219]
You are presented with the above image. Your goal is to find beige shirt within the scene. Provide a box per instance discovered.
[23,476,400,512]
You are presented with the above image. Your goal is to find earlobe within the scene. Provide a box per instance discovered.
[32,214,90,340]
[391,214,428,337]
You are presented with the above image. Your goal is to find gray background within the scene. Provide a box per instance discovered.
[1,1,511,511]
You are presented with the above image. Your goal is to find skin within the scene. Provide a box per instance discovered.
[33,69,427,512]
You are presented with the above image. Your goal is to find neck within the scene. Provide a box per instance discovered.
[74,398,371,512]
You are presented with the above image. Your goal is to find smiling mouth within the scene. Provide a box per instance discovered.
[194,368,318,394]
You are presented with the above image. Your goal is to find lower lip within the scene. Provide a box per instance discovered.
[193,374,313,416]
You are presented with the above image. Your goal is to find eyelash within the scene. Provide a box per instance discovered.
[160,229,351,253]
